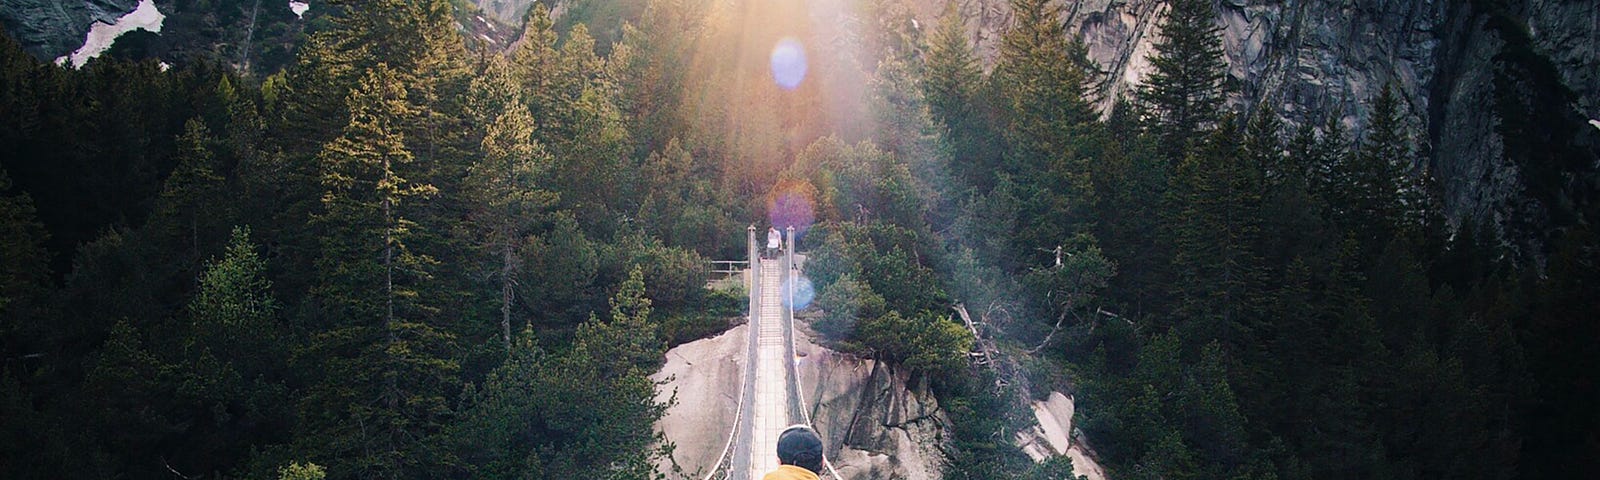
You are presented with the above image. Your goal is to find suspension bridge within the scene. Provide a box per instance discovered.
[700,226,841,480]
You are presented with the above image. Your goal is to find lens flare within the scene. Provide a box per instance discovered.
[768,178,816,238]
[770,38,808,90]
[783,275,815,310]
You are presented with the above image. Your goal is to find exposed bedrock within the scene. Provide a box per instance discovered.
[0,0,140,59]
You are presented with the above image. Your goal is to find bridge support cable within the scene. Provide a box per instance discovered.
[782,227,843,479]
[698,227,763,480]
[720,225,843,480]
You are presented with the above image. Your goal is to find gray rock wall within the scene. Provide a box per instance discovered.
[472,0,537,26]
[651,325,745,476]
[0,0,140,59]
[797,337,948,480]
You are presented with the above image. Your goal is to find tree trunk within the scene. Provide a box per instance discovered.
[500,223,513,350]
[383,159,398,405]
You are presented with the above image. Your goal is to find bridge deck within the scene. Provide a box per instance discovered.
[713,231,836,480]
[746,257,788,479]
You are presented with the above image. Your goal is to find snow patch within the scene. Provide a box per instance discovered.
[158,61,170,72]
[289,1,310,18]
[1589,119,1600,132]
[55,0,165,69]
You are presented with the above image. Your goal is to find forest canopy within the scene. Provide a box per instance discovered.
[1,0,1598,479]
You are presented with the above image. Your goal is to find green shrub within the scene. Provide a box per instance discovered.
[858,310,974,378]
[814,274,886,341]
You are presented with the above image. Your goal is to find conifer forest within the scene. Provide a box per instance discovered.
[0,0,1597,479]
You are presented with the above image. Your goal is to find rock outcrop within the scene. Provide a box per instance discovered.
[1,0,318,73]
[0,0,139,60]
[652,323,949,480]
[1015,391,1108,480]
[651,324,745,476]
[795,336,948,480]
[471,0,537,26]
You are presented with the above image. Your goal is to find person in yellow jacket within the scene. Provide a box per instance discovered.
[764,425,825,480]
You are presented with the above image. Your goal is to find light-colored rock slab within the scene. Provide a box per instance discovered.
[1018,391,1108,480]
[652,324,746,477]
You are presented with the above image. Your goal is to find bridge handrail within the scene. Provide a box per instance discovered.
[700,258,755,480]
[783,251,844,479]
[709,260,750,270]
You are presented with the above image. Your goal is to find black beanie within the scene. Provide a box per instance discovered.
[777,425,824,472]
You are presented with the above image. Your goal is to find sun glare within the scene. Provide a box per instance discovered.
[769,37,808,90]
[768,179,816,236]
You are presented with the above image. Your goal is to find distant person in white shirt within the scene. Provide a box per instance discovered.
[767,226,782,258]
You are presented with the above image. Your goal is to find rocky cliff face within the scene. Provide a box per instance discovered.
[0,0,140,59]
[651,324,745,476]
[912,0,1600,255]
[1,1,520,72]
[472,0,538,26]
[1,0,315,73]
[1016,391,1108,480]
[652,323,949,479]
[795,337,948,480]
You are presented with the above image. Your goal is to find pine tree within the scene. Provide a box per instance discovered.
[453,267,669,479]
[988,0,1101,267]
[304,64,455,479]
[1092,97,1170,313]
[276,29,360,158]
[79,320,172,478]
[511,12,632,226]
[1137,0,1227,162]
[400,0,473,183]
[166,226,292,476]
[1246,107,1328,275]
[922,1,996,190]
[1360,86,1425,253]
[186,226,281,369]
[553,77,632,227]
[1309,113,1350,203]
[1164,116,1265,345]
[1316,85,1433,267]
[512,4,572,138]
[0,165,48,322]
[583,266,663,376]
[466,61,557,349]
[992,0,1097,167]
[869,58,939,164]
[1179,342,1250,475]
[637,137,728,251]
[924,1,980,127]
[522,213,603,327]
[156,118,226,258]
[607,0,707,158]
